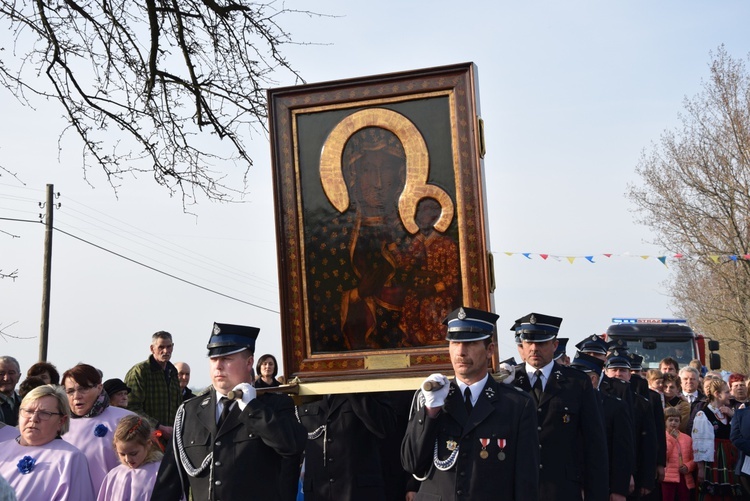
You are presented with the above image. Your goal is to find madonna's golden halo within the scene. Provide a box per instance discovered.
[319,108,454,234]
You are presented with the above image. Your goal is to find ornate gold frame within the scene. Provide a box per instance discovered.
[268,63,495,382]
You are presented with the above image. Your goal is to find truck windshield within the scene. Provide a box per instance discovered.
[615,338,695,369]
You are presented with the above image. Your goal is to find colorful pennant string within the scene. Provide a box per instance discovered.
[494,252,750,267]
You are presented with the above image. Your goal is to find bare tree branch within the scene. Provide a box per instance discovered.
[628,45,750,371]
[0,0,328,204]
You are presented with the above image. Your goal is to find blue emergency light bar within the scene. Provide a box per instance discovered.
[612,318,688,324]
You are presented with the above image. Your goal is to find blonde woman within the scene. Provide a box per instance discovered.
[0,385,95,500]
[692,378,742,500]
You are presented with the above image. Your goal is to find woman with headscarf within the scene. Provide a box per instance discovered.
[61,363,135,492]
[0,385,95,500]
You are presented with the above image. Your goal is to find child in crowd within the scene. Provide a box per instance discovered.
[663,406,695,500]
[97,415,163,501]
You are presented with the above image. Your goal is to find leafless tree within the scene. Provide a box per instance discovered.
[0,0,315,203]
[628,45,750,371]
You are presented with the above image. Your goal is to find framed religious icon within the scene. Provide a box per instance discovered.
[268,62,495,384]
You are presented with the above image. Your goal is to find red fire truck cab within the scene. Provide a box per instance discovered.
[604,318,721,371]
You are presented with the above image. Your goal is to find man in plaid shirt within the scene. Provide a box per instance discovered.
[125,331,181,440]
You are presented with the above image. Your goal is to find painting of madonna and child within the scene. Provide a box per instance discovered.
[269,64,493,376]
[308,125,460,352]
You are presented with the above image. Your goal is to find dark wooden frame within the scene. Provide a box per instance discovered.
[268,62,495,382]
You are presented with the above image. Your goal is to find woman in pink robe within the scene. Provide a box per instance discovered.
[61,363,135,492]
[0,422,19,442]
[0,385,95,500]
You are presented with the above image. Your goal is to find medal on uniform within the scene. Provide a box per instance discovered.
[562,413,570,424]
[446,439,457,451]
[497,439,506,461]
[479,438,490,459]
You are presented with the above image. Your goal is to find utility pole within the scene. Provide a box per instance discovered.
[39,184,54,362]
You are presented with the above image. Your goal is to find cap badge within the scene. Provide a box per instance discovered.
[213,324,221,335]
[446,439,458,451]
[530,314,537,324]
[457,308,466,320]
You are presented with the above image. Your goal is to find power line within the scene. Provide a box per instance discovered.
[1,189,283,309]
[53,226,280,314]
[56,196,279,292]
[0,216,40,224]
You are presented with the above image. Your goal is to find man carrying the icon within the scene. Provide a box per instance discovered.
[151,322,306,501]
[401,306,540,500]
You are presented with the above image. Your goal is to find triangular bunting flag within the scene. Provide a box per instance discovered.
[522,253,532,259]
[540,254,549,260]
[567,257,575,264]
[585,256,595,263]
[657,256,667,267]
[640,255,649,260]
[710,255,720,263]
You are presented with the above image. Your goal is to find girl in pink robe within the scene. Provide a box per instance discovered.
[97,414,164,501]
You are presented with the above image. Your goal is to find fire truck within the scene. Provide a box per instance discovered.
[604,318,721,372]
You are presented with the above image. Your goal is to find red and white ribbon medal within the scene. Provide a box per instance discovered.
[497,438,507,461]
[479,438,490,459]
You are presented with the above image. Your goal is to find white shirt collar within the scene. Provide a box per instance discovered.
[456,373,489,406]
[526,360,554,385]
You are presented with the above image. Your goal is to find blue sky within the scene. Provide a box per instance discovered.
[1,1,749,388]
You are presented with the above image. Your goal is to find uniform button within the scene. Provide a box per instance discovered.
[539,445,542,449]
[539,464,544,470]
[326,438,332,443]
[328,458,334,462]
[460,471,466,477]
[215,461,222,466]
[215,480,222,486]
[215,441,222,446]
[537,427,542,431]
[457,490,463,495]
[329,478,335,483]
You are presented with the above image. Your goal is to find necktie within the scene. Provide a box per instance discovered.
[218,397,232,427]
[533,370,544,402]
[464,387,473,415]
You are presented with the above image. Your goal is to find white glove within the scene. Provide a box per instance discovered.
[498,362,516,385]
[232,383,256,411]
[421,373,450,409]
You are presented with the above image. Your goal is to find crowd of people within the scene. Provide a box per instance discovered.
[2,313,750,501]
